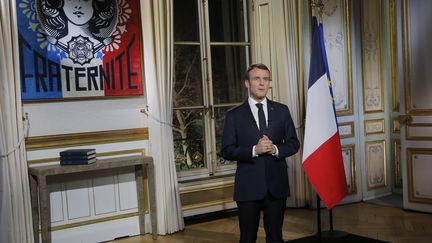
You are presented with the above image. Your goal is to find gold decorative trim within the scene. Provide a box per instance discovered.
[389,0,399,111]
[407,148,432,204]
[342,144,357,194]
[49,212,140,232]
[182,199,234,211]
[402,0,410,114]
[25,128,148,151]
[341,0,353,116]
[364,119,385,135]
[366,140,387,190]
[338,122,355,138]
[393,139,402,188]
[392,117,400,133]
[27,149,145,165]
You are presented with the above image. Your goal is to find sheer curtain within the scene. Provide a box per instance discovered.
[0,0,34,242]
[272,0,306,207]
[141,0,184,234]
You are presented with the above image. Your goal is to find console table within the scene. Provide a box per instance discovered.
[28,155,157,243]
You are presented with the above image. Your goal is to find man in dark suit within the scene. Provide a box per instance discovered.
[221,63,300,243]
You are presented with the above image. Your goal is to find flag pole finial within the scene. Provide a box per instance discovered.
[311,0,324,23]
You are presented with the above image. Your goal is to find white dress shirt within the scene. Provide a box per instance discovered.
[248,97,279,157]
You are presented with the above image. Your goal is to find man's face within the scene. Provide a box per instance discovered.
[245,67,270,102]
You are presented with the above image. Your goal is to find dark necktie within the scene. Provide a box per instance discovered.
[256,103,267,135]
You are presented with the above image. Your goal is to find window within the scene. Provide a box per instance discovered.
[173,0,250,179]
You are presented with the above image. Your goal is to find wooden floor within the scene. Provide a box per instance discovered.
[109,202,432,243]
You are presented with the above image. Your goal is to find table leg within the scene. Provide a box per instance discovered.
[38,176,51,243]
[30,175,40,243]
[135,165,145,235]
[147,161,158,240]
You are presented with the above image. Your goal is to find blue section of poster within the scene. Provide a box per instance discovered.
[17,0,64,100]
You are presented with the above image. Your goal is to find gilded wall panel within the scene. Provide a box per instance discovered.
[407,148,432,204]
[338,122,354,138]
[314,0,352,116]
[361,0,384,113]
[390,0,399,111]
[366,140,387,190]
[403,0,432,114]
[342,144,356,194]
[364,119,385,135]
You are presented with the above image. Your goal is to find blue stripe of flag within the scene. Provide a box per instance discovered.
[308,17,326,89]
[319,20,331,82]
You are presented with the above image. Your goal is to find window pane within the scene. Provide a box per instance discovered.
[208,0,248,42]
[211,46,248,104]
[174,45,203,107]
[215,107,237,167]
[174,0,199,41]
[173,109,206,171]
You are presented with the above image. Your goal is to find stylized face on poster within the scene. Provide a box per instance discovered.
[63,0,94,25]
[17,0,144,100]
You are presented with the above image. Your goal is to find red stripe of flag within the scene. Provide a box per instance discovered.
[303,132,348,209]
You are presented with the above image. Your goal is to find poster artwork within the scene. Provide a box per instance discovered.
[17,0,144,101]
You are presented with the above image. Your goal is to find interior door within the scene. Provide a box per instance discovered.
[399,0,432,213]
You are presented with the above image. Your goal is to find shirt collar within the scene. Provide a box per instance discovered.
[248,96,268,108]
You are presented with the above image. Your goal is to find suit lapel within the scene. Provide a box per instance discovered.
[267,99,276,138]
[240,100,261,137]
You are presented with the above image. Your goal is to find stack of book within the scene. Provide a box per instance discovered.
[60,149,97,165]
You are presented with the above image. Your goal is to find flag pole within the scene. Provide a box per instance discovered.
[316,194,322,242]
[329,209,334,232]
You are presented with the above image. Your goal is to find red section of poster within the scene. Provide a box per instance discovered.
[102,0,143,96]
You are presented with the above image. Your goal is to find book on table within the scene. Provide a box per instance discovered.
[60,153,96,161]
[59,149,96,157]
[59,149,97,165]
[60,157,97,165]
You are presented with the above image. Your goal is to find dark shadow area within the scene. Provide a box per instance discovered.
[286,231,390,243]
[365,194,403,209]
[184,208,238,226]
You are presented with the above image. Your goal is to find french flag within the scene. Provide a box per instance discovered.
[302,17,348,209]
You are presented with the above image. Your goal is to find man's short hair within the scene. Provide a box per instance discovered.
[243,63,271,81]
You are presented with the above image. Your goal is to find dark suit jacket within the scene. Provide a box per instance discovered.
[221,99,300,201]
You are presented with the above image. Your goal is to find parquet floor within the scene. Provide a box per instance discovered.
[109,202,432,243]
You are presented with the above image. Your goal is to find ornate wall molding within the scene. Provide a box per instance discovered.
[338,122,355,138]
[364,119,385,135]
[361,0,384,113]
[366,140,387,190]
[342,144,357,194]
[25,128,148,151]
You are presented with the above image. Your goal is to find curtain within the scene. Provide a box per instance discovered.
[272,0,306,207]
[0,0,34,242]
[141,0,184,234]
